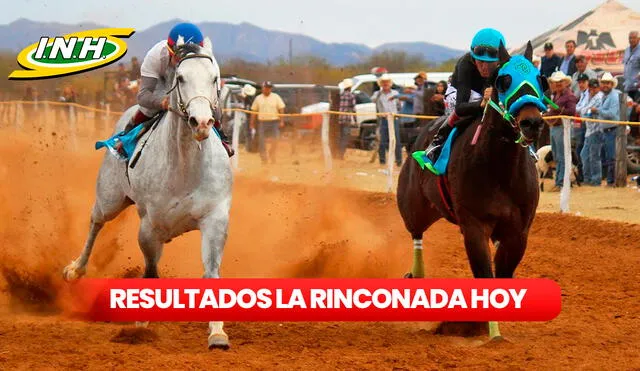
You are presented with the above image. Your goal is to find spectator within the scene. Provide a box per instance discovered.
[573,73,591,181]
[413,72,427,116]
[623,31,640,101]
[61,85,77,103]
[250,81,286,165]
[129,57,141,82]
[533,55,541,70]
[560,40,578,76]
[429,80,449,116]
[544,71,577,192]
[116,63,127,82]
[578,79,604,186]
[571,55,597,96]
[338,78,357,160]
[371,74,402,167]
[593,72,621,187]
[23,86,37,101]
[541,42,562,78]
[398,81,416,121]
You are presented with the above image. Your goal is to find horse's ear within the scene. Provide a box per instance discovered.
[524,41,533,62]
[176,35,185,48]
[498,41,510,64]
[203,37,213,54]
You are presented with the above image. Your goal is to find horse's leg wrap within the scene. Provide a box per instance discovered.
[488,321,502,339]
[411,239,425,278]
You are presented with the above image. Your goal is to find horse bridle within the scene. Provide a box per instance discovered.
[486,99,534,148]
[166,53,220,122]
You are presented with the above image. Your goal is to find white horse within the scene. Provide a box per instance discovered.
[62,37,233,349]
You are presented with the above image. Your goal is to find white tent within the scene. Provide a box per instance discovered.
[512,0,640,73]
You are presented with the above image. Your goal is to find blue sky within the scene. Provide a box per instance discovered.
[4,0,638,50]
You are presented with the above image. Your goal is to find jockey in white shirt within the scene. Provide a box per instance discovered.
[115,22,234,157]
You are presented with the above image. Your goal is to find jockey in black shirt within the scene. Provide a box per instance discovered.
[424,28,506,164]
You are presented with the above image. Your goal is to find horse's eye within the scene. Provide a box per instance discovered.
[496,75,512,93]
[177,75,185,83]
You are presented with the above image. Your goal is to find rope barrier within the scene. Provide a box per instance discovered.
[1,100,638,126]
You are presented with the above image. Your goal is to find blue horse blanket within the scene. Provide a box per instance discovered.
[95,120,223,162]
[95,125,145,162]
[412,126,461,176]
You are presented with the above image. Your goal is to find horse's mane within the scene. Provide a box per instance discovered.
[174,43,206,60]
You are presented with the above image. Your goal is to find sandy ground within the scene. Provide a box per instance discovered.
[0,118,639,370]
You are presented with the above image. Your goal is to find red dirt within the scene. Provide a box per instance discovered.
[0,126,639,370]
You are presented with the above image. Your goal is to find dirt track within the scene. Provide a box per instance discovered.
[1,124,639,370]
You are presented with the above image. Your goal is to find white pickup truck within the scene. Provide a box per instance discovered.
[337,72,453,150]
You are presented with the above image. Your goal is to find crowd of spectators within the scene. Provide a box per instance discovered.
[539,31,638,190]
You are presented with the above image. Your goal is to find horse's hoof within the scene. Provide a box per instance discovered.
[481,335,512,347]
[135,321,149,328]
[62,262,85,281]
[208,333,230,350]
[403,272,413,279]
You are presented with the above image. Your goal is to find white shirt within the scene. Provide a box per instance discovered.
[371,89,400,114]
[140,40,172,80]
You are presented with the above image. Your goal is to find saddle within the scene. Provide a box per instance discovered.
[95,112,165,162]
[412,115,474,176]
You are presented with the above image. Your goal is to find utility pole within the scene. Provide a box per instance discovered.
[289,38,293,66]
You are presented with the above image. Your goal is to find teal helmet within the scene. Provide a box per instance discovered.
[470,28,506,62]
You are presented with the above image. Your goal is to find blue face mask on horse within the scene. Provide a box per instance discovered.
[494,55,549,120]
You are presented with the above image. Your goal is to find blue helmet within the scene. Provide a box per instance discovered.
[167,22,204,51]
[470,28,506,62]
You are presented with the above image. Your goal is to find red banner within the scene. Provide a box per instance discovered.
[64,278,562,322]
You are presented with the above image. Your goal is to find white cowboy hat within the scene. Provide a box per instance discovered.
[599,72,618,88]
[341,78,354,89]
[548,71,571,83]
[377,73,392,85]
[242,84,256,97]
[403,81,417,89]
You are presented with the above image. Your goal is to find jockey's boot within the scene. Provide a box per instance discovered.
[215,122,235,157]
[425,112,461,164]
[114,110,152,156]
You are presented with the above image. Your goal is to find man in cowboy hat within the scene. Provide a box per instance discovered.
[371,74,402,167]
[592,72,621,186]
[337,78,357,159]
[544,70,577,191]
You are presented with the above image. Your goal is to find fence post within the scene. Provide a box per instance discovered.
[387,113,396,193]
[16,102,24,131]
[615,93,628,187]
[321,112,332,172]
[560,118,572,213]
[68,105,78,151]
[231,110,241,171]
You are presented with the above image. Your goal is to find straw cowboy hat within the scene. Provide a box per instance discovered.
[377,73,393,85]
[599,72,618,88]
[242,84,256,97]
[341,78,354,90]
[548,71,572,83]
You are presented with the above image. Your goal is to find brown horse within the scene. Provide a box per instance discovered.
[396,42,545,340]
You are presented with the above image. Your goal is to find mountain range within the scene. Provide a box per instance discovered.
[0,18,465,65]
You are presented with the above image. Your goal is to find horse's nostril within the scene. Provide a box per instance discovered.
[189,116,198,127]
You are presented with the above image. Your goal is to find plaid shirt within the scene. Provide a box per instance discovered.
[339,90,356,125]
